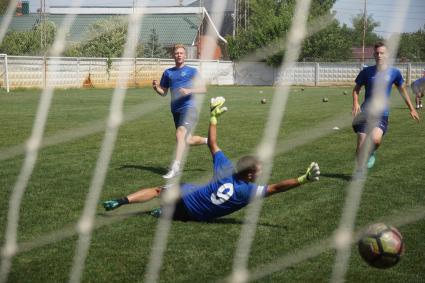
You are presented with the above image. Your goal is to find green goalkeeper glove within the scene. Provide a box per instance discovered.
[297,162,320,184]
[210,96,228,124]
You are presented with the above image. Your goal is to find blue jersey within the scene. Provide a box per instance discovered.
[355,65,404,117]
[181,151,267,221]
[160,65,198,113]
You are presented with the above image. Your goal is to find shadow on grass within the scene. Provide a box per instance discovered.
[118,164,207,175]
[206,218,285,229]
[320,172,352,181]
[98,210,285,229]
[118,164,167,175]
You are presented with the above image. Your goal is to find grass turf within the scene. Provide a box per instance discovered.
[0,86,424,282]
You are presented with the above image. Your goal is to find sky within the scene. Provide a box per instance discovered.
[27,0,425,37]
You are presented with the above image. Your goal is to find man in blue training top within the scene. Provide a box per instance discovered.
[102,97,320,222]
[152,44,207,179]
[351,41,419,170]
[411,69,425,109]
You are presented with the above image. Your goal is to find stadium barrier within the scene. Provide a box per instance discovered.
[0,55,424,90]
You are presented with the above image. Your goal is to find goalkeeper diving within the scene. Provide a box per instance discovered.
[102,97,320,221]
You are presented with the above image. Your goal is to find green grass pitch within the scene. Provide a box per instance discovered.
[0,86,424,282]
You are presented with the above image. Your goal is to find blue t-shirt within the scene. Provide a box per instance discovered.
[355,65,404,117]
[181,151,267,221]
[160,65,198,113]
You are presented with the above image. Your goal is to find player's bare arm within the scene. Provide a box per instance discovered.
[152,79,168,96]
[397,84,420,122]
[352,84,362,116]
[265,162,320,197]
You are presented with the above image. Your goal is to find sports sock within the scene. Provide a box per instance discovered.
[117,197,129,206]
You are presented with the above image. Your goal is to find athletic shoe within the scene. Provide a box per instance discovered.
[163,164,180,179]
[367,152,376,169]
[420,104,423,109]
[103,200,120,211]
[150,207,162,218]
[417,105,420,109]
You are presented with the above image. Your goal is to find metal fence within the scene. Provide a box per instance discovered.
[0,55,424,91]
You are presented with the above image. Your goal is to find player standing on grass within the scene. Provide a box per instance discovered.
[411,69,425,109]
[152,44,207,179]
[351,42,420,170]
[103,97,320,221]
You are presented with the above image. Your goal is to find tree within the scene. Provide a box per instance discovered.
[226,0,356,65]
[350,13,382,47]
[0,20,56,55]
[397,26,425,62]
[0,0,8,15]
[64,16,144,58]
[301,20,352,61]
[143,28,168,58]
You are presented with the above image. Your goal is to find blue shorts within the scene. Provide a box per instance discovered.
[172,107,198,131]
[352,112,388,134]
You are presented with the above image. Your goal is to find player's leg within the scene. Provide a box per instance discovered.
[182,107,207,146]
[415,93,421,109]
[103,186,162,211]
[163,126,186,179]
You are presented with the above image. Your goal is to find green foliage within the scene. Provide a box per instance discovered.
[143,28,169,58]
[227,0,361,65]
[0,21,56,55]
[63,16,144,58]
[397,26,425,62]
[350,13,382,47]
[227,0,295,64]
[301,20,352,61]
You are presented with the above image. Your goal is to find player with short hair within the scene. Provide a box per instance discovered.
[152,44,207,179]
[351,42,420,170]
[411,69,425,109]
[103,97,320,221]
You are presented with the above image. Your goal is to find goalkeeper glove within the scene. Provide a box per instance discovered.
[297,162,320,184]
[210,96,228,124]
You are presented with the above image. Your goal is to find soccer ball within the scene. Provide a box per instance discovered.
[343,91,348,95]
[358,223,404,269]
[260,98,267,104]
[322,97,329,102]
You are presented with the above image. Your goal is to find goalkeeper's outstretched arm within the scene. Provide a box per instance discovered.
[265,162,320,196]
[208,97,227,156]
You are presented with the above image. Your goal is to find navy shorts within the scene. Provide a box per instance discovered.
[160,185,194,222]
[352,112,388,134]
[172,107,198,131]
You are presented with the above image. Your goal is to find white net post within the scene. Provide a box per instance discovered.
[230,1,312,282]
[68,7,144,283]
[0,54,10,93]
[143,4,228,283]
[330,2,411,282]
[0,2,81,281]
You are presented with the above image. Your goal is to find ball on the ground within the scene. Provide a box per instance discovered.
[260,98,267,104]
[343,91,348,95]
[259,90,263,94]
[322,97,328,102]
[358,223,404,269]
[301,87,305,91]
